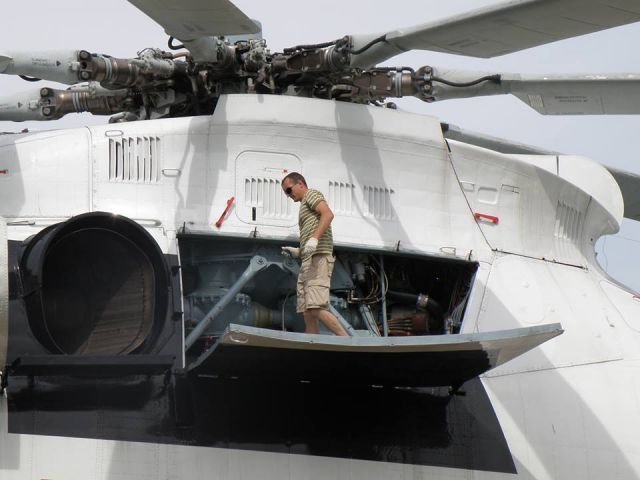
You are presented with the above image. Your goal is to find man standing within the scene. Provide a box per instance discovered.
[281,172,348,336]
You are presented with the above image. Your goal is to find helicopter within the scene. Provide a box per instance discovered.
[2,1,640,479]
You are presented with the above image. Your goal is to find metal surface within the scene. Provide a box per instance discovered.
[350,0,640,66]
[184,255,269,349]
[187,323,562,387]
[216,323,562,354]
[8,354,175,377]
[5,374,517,474]
[607,167,640,221]
[127,0,260,38]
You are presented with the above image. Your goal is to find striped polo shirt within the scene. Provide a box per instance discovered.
[299,189,333,259]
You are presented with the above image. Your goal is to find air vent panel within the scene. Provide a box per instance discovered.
[363,185,396,220]
[109,137,160,183]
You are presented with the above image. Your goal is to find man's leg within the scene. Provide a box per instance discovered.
[303,309,321,334]
[301,254,347,336]
[304,308,348,336]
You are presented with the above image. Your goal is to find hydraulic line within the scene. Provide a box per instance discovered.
[430,74,501,88]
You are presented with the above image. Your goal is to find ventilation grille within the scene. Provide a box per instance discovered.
[109,137,160,183]
[328,181,356,216]
[363,185,395,220]
[554,201,583,242]
[244,177,292,219]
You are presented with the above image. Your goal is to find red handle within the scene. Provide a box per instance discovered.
[474,212,499,225]
[215,196,235,228]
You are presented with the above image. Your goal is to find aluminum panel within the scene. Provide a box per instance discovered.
[189,323,562,387]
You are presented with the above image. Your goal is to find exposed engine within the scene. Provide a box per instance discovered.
[179,235,477,358]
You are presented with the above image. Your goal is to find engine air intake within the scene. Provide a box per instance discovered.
[20,212,168,355]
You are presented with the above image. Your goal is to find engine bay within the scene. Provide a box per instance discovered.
[179,235,478,357]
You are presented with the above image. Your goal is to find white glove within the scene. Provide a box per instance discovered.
[281,246,300,258]
[304,237,318,256]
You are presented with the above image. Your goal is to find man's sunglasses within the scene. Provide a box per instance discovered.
[284,186,294,195]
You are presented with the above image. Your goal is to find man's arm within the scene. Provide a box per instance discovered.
[312,200,334,240]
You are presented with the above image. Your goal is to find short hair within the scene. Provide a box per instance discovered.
[282,172,307,187]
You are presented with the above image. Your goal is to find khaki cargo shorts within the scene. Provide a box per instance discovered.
[296,253,335,313]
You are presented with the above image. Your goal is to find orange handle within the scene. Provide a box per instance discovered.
[215,196,235,228]
[474,212,499,225]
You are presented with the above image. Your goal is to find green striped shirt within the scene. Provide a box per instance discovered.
[299,189,333,259]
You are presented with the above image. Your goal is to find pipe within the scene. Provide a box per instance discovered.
[387,290,444,322]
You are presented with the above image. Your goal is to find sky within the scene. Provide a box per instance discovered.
[1,0,640,291]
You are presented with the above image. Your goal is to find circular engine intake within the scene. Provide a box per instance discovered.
[20,212,168,355]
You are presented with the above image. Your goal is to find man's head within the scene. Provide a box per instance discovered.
[282,172,308,202]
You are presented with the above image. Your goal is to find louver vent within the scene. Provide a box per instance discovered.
[554,201,583,241]
[363,185,395,220]
[244,177,292,219]
[109,137,160,183]
[328,181,355,215]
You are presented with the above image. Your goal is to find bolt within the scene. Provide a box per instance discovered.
[42,107,53,116]
[78,50,91,61]
[40,88,51,97]
[80,71,91,80]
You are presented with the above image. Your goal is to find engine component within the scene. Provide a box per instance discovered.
[387,290,445,335]
[19,212,169,355]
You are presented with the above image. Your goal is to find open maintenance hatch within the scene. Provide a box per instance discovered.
[179,235,562,387]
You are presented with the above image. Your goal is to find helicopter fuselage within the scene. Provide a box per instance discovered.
[1,95,639,480]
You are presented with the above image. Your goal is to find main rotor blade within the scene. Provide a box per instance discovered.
[350,0,640,67]
[127,0,260,39]
[430,70,640,115]
[508,74,640,114]
[0,51,81,85]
